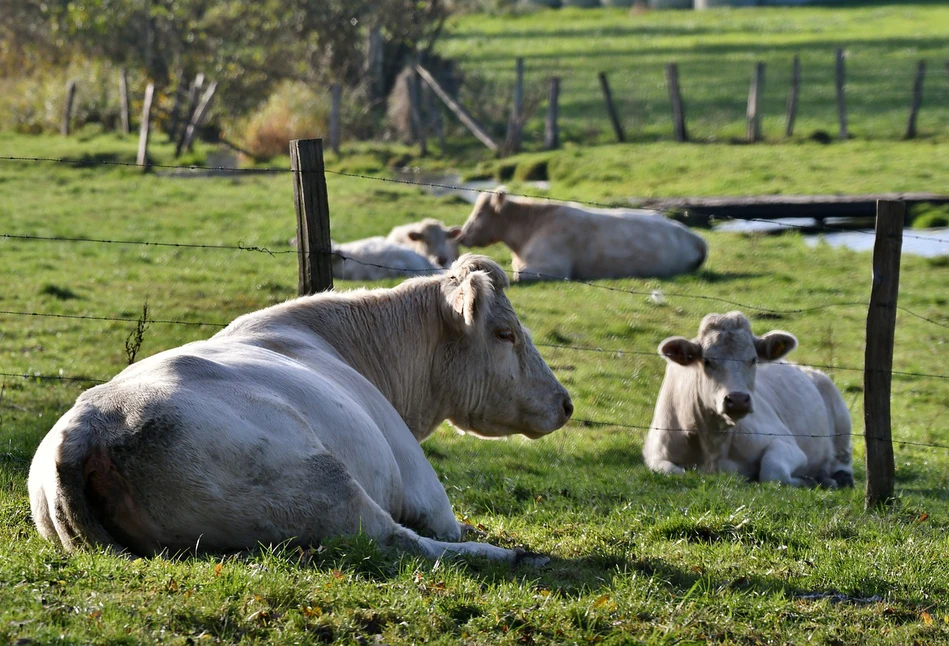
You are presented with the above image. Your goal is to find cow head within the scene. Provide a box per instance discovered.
[392,219,462,268]
[436,254,572,439]
[457,188,507,248]
[658,311,797,425]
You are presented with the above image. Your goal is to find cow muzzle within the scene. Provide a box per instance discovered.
[722,392,752,419]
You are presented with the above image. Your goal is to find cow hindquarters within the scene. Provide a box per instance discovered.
[758,440,811,487]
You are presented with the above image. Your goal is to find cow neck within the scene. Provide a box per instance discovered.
[497,199,553,254]
[297,281,448,442]
[663,363,723,436]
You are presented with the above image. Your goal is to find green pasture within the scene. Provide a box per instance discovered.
[441,2,949,147]
[1,131,948,643]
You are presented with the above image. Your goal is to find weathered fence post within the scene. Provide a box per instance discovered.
[175,73,204,156]
[905,60,926,140]
[289,139,334,296]
[119,68,131,135]
[61,80,77,136]
[785,55,800,138]
[136,83,155,171]
[505,57,526,153]
[746,62,765,143]
[329,84,342,155]
[598,71,625,143]
[545,77,560,151]
[416,64,499,155]
[366,27,385,105]
[665,63,687,143]
[864,200,904,509]
[835,48,848,140]
[407,68,427,157]
[177,81,217,157]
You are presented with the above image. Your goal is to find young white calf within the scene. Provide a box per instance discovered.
[29,256,573,562]
[643,311,853,488]
[331,237,439,280]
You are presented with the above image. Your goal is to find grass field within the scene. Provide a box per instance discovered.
[441,2,949,146]
[1,130,949,643]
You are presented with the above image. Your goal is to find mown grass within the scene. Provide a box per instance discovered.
[2,131,949,643]
[441,2,949,146]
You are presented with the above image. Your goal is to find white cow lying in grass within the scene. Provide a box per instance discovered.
[29,255,573,563]
[457,189,707,282]
[331,237,439,280]
[643,311,853,488]
[387,218,462,269]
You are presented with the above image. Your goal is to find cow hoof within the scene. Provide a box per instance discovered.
[459,523,488,540]
[513,548,549,567]
[832,470,855,488]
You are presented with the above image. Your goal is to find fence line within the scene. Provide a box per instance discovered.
[2,155,948,247]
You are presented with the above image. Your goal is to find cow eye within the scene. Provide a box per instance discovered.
[495,328,516,343]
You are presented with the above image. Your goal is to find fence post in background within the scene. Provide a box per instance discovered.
[544,77,560,151]
[177,81,217,157]
[366,27,385,105]
[175,73,205,156]
[136,83,155,171]
[864,200,904,509]
[746,61,765,143]
[289,138,334,296]
[904,60,926,140]
[785,55,800,138]
[505,57,525,153]
[835,49,848,140]
[61,80,77,136]
[598,71,625,143]
[119,68,131,135]
[416,64,499,155]
[407,68,427,157]
[329,84,342,155]
[665,63,687,143]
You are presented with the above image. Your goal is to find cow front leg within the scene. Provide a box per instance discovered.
[758,442,810,487]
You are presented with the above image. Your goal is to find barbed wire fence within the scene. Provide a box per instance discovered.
[1,147,948,504]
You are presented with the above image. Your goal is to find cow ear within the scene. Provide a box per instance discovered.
[755,331,798,362]
[659,337,703,366]
[446,226,462,240]
[491,187,507,212]
[445,271,492,332]
[407,231,424,241]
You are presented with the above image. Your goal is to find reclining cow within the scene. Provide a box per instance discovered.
[331,237,439,281]
[643,311,853,488]
[387,218,461,269]
[29,255,573,563]
[457,189,707,282]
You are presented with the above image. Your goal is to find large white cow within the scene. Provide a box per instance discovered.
[331,237,439,281]
[643,311,853,488]
[29,255,573,563]
[457,189,707,281]
[387,219,462,269]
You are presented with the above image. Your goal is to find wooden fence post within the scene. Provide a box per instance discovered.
[665,63,687,143]
[366,27,385,105]
[746,62,765,143]
[415,64,499,154]
[544,77,560,151]
[864,200,904,509]
[177,81,217,157]
[289,139,334,296]
[835,49,848,140]
[175,73,205,156]
[119,68,131,135]
[329,84,342,155]
[61,80,77,136]
[136,83,155,171]
[506,57,525,153]
[904,60,926,140]
[785,55,800,138]
[407,69,427,157]
[598,71,625,143]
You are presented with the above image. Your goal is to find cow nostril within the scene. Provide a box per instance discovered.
[724,392,751,413]
[562,397,574,419]
[437,256,448,266]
